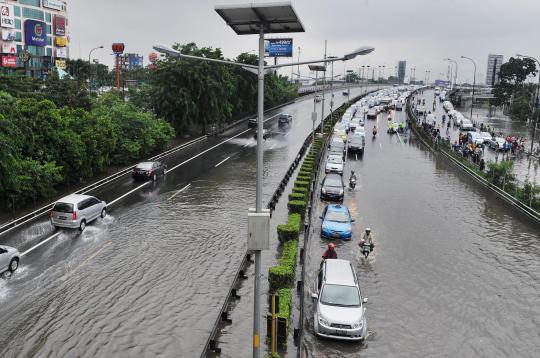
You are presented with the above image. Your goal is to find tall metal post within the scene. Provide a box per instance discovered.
[330,59,334,125]
[297,46,301,83]
[253,27,265,358]
[461,56,477,120]
[312,70,318,149]
[321,40,327,135]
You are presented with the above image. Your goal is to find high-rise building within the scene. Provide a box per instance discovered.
[0,0,69,78]
[398,60,406,84]
[486,54,504,87]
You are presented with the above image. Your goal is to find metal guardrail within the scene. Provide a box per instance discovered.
[406,92,540,224]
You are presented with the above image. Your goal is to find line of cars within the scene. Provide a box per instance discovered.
[442,101,513,151]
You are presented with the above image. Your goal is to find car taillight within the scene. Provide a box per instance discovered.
[73,211,77,220]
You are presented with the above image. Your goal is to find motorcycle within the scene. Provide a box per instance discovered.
[362,242,372,259]
[372,128,377,138]
[349,176,356,189]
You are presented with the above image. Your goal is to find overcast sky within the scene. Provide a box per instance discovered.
[69,0,540,84]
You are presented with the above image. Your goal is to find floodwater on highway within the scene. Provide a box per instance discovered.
[0,87,369,358]
[302,107,540,357]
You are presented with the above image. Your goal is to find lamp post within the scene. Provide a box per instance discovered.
[88,45,103,96]
[517,54,540,154]
[461,56,477,120]
[445,58,458,89]
[157,7,373,355]
[328,56,338,130]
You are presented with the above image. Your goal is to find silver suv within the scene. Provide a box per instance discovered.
[0,245,20,275]
[50,194,107,232]
[312,259,368,341]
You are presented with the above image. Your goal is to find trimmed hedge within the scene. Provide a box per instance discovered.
[295,180,310,189]
[288,200,306,215]
[299,169,312,178]
[288,192,306,201]
[269,241,298,292]
[296,175,311,182]
[292,186,308,196]
[276,213,301,243]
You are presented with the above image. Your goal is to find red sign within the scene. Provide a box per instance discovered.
[54,15,66,36]
[112,43,125,55]
[149,52,158,63]
[2,55,17,68]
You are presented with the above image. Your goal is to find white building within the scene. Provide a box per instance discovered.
[0,0,69,78]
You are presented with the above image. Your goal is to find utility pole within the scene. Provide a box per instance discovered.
[297,46,301,83]
[321,40,327,135]
[461,56,477,120]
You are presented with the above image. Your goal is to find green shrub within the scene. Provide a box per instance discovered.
[276,288,292,319]
[269,265,294,292]
[288,192,306,201]
[296,175,311,182]
[292,186,308,195]
[288,200,306,215]
[299,169,312,178]
[295,180,310,189]
[279,240,298,267]
[276,213,301,242]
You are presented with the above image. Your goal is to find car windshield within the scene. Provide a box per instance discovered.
[328,156,342,164]
[320,284,360,307]
[53,202,74,213]
[326,210,349,223]
[325,177,342,188]
[136,162,153,170]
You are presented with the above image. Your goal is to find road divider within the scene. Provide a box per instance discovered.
[21,232,60,257]
[215,156,231,168]
[168,184,192,201]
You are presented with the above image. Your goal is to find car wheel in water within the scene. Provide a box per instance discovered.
[100,208,107,219]
[9,258,19,272]
[79,220,86,232]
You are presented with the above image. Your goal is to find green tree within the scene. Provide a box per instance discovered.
[486,160,516,189]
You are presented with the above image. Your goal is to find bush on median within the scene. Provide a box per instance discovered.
[288,200,306,216]
[277,213,301,242]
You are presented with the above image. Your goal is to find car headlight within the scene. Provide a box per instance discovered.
[318,315,330,326]
[322,188,327,194]
[339,189,344,195]
[352,320,363,329]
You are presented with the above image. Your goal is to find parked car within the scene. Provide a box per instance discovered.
[50,194,107,232]
[325,154,344,175]
[333,127,348,142]
[488,137,508,151]
[320,204,354,240]
[320,174,345,201]
[480,131,493,144]
[315,94,322,102]
[247,117,257,128]
[0,245,20,275]
[132,161,166,181]
[278,113,292,125]
[312,259,368,341]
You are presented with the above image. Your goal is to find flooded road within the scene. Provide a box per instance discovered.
[0,87,373,357]
[302,106,540,357]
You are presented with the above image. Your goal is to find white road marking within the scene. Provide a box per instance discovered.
[284,132,290,137]
[269,144,275,150]
[215,156,231,168]
[21,232,60,257]
[167,113,281,173]
[108,181,151,206]
[243,141,252,147]
[168,183,192,201]
[61,242,112,281]
[380,143,382,148]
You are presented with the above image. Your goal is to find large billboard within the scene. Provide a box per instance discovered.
[54,15,66,36]
[0,4,15,28]
[264,38,293,57]
[42,0,63,11]
[24,20,47,47]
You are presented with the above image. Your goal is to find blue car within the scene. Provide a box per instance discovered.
[320,204,354,240]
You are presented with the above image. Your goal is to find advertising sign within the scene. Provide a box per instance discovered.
[56,47,67,58]
[42,0,63,11]
[1,28,16,41]
[264,38,293,57]
[18,50,31,63]
[55,59,66,69]
[54,15,66,36]
[2,42,16,54]
[55,37,67,47]
[1,4,15,28]
[25,20,47,47]
[1,55,16,67]
[149,52,158,64]
[112,43,125,55]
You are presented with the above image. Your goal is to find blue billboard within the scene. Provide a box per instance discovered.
[264,38,293,57]
[24,20,47,47]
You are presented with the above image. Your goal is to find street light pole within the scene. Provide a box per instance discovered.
[88,45,103,96]
[517,54,540,154]
[321,40,327,136]
[446,58,459,89]
[461,56,477,120]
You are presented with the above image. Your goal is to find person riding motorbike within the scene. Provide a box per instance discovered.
[349,170,357,182]
[359,228,375,252]
[372,126,378,136]
[322,243,338,260]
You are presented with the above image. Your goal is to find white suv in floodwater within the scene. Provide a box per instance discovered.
[312,259,368,341]
[50,194,107,232]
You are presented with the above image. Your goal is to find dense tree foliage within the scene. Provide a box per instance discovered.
[492,57,538,120]
[0,88,174,210]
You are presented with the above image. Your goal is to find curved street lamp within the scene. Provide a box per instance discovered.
[461,55,477,120]
[88,45,104,96]
[445,58,459,89]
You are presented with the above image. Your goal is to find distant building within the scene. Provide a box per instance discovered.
[398,60,406,84]
[0,0,69,78]
[486,54,504,86]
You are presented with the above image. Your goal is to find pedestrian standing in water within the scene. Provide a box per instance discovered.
[479,158,485,171]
